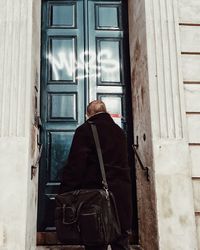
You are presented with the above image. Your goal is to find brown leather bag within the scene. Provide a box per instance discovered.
[55,123,121,245]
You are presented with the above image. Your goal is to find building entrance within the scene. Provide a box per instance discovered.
[38,0,138,244]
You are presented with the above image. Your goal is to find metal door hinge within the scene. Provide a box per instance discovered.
[34,115,42,128]
[31,144,43,180]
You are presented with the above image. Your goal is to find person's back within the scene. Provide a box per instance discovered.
[59,100,132,250]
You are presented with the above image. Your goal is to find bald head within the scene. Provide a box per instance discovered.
[86,100,107,118]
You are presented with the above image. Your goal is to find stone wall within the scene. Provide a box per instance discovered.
[179,0,200,248]
[0,0,41,249]
[128,0,159,249]
[129,0,198,249]
[25,0,41,249]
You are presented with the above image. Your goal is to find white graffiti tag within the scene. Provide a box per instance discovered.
[47,49,119,80]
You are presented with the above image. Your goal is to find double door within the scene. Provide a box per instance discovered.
[38,0,136,238]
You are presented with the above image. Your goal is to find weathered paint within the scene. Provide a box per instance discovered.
[129,0,198,249]
[128,0,159,249]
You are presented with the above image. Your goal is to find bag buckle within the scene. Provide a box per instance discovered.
[62,205,76,225]
[104,187,109,200]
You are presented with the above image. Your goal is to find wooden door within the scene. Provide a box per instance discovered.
[38,0,138,244]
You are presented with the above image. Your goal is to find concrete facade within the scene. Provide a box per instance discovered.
[128,1,158,249]
[128,0,197,249]
[0,0,199,250]
[0,0,41,249]
[179,0,200,248]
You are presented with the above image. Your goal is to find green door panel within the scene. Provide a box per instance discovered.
[88,0,126,128]
[38,0,136,233]
[38,0,85,231]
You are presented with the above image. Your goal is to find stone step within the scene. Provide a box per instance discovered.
[36,246,83,250]
[36,245,142,250]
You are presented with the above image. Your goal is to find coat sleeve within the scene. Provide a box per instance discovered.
[59,126,90,193]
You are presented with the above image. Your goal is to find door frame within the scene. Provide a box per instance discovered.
[37,0,138,245]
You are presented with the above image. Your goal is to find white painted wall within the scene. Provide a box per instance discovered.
[0,138,29,250]
[179,0,200,248]
[0,0,41,249]
[142,0,198,249]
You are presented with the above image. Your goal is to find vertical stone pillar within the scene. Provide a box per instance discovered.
[129,0,198,249]
[128,0,159,249]
[145,0,198,249]
[0,0,41,249]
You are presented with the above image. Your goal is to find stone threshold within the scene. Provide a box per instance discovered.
[36,245,143,250]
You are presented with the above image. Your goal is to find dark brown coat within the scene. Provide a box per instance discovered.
[59,112,132,231]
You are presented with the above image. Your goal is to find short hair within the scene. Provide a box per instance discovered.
[86,100,107,117]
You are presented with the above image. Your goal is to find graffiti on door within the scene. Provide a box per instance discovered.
[47,49,120,80]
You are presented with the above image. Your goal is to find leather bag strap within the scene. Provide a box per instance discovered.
[90,123,109,191]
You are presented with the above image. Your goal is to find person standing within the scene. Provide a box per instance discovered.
[59,100,133,250]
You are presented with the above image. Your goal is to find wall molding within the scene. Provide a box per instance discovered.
[148,0,184,139]
[0,0,31,137]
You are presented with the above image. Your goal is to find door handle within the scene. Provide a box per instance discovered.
[132,144,150,182]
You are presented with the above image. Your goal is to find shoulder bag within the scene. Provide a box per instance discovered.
[55,123,121,246]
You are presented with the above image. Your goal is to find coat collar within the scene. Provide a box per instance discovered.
[87,112,113,122]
